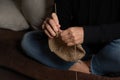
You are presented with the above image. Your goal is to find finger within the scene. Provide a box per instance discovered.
[64,38,72,44]
[52,13,60,26]
[42,22,45,30]
[49,19,59,33]
[44,29,53,38]
[42,24,45,30]
[61,35,70,42]
[67,39,80,46]
[59,29,63,33]
[60,31,70,42]
[42,18,48,29]
[61,31,73,43]
[67,42,75,46]
[45,23,56,37]
[64,36,74,43]
[60,30,70,37]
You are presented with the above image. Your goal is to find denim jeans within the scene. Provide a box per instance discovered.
[21,31,120,75]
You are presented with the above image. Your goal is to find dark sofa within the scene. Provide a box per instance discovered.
[0,29,120,80]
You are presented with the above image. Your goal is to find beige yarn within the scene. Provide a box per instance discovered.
[48,36,86,62]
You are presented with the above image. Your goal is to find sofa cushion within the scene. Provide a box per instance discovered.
[22,0,54,29]
[0,0,29,31]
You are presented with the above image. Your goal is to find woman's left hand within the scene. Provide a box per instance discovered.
[60,27,84,46]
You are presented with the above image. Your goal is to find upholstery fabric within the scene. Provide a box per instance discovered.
[21,0,54,29]
[0,0,29,31]
[0,0,54,31]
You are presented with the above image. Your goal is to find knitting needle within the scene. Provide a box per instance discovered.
[55,3,57,14]
[54,3,59,37]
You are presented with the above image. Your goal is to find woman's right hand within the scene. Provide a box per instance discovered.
[42,13,61,38]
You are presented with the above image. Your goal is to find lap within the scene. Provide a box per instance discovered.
[21,31,120,75]
[21,31,74,70]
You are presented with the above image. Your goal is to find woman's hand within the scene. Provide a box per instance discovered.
[60,27,84,46]
[42,13,61,38]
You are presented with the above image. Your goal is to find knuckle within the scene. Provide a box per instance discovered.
[48,19,53,23]
[68,28,74,35]
[52,33,56,37]
[69,27,74,31]
[68,28,72,32]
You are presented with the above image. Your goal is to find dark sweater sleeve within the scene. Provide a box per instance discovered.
[56,0,120,44]
[55,0,72,30]
[84,23,120,44]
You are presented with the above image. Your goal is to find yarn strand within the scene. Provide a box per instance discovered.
[74,45,78,80]
[55,4,78,80]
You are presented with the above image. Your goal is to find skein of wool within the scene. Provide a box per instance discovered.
[48,35,86,62]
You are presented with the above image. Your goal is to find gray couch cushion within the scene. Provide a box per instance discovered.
[22,0,54,29]
[0,0,29,31]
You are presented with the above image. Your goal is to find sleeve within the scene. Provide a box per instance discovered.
[55,0,72,30]
[84,23,120,44]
